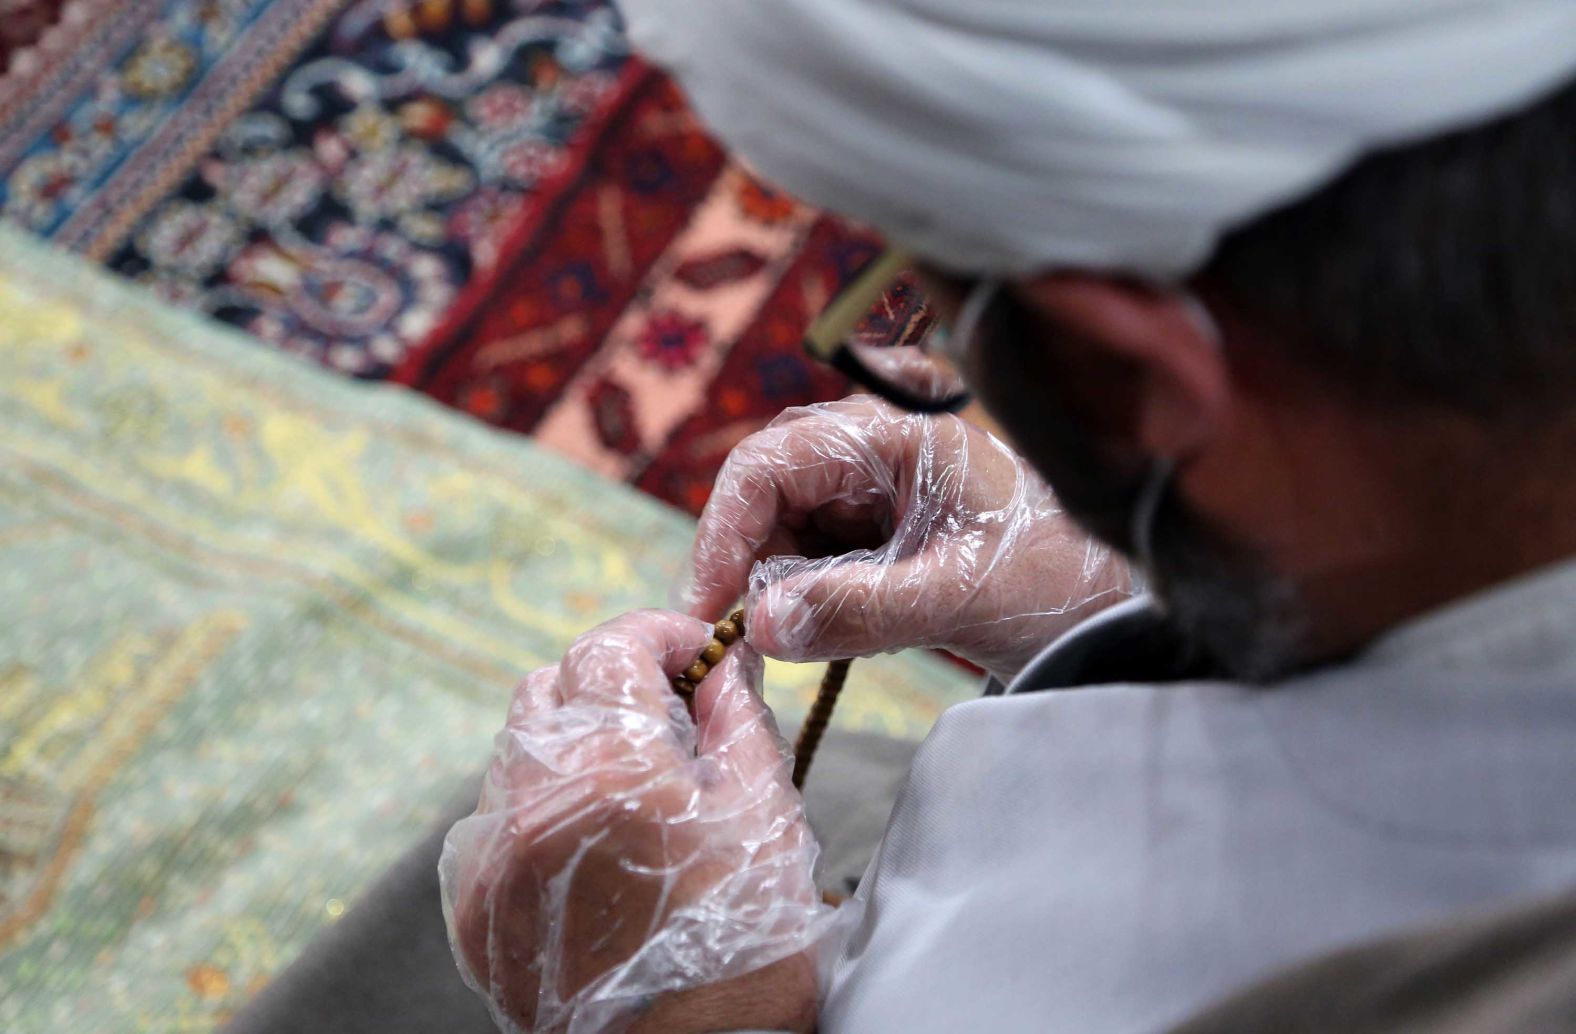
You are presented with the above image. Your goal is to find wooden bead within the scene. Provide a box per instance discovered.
[462,0,492,26]
[674,610,749,706]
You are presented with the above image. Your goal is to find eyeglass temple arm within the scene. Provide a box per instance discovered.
[802,249,914,362]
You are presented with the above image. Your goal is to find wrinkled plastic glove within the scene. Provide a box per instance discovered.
[689,396,1133,682]
[440,611,831,1034]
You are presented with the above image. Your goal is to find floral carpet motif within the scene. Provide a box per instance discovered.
[1,0,638,378]
[0,227,974,1032]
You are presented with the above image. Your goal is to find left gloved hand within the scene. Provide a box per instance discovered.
[440,610,831,1034]
[686,397,1132,683]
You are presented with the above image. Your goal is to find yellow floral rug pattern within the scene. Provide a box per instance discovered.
[0,227,974,1031]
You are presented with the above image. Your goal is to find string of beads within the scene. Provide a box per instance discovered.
[673,611,850,792]
[671,610,745,702]
[791,659,850,790]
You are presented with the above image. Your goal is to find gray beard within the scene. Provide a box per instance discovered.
[1145,502,1309,683]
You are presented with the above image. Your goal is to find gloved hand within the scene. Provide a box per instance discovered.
[440,611,831,1034]
[688,397,1132,682]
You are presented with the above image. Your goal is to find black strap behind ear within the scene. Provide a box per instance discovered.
[822,345,972,415]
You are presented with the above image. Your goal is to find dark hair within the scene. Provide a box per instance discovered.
[1198,77,1576,421]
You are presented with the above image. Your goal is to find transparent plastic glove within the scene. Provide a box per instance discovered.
[440,611,832,1034]
[688,396,1133,682]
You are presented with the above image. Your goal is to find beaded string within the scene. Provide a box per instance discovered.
[673,612,852,791]
[790,659,850,790]
[671,610,746,702]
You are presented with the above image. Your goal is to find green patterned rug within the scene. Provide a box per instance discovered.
[0,227,974,1032]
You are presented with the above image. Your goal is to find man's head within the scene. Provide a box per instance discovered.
[621,0,1576,678]
[952,78,1576,678]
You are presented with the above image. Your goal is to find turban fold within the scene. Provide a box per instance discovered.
[618,0,1576,278]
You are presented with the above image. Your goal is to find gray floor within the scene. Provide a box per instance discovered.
[225,729,918,1034]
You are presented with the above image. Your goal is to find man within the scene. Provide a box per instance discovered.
[441,2,1576,1031]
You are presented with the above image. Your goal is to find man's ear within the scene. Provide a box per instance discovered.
[1009,273,1231,461]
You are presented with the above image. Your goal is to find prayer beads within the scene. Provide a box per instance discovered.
[671,608,851,792]
[672,610,746,704]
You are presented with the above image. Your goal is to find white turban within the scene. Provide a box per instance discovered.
[619,0,1576,278]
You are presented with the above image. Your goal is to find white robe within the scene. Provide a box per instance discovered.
[820,560,1576,1031]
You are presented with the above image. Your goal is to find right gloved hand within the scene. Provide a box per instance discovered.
[441,610,828,1034]
[686,396,1133,683]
